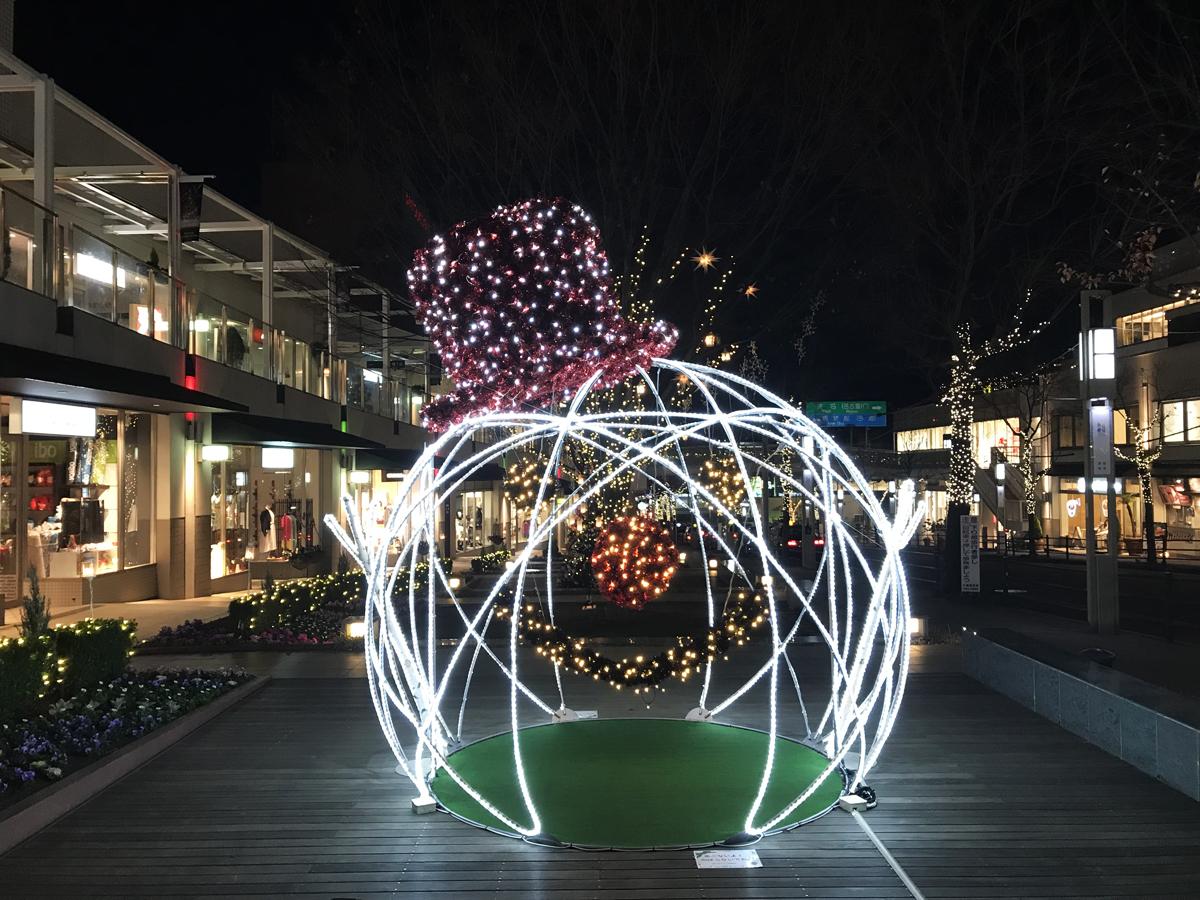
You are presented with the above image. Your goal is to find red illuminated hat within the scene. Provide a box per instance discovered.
[407,197,677,431]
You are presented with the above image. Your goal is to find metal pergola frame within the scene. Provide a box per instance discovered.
[0,47,424,378]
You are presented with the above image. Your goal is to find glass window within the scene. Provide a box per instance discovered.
[1162,401,1185,443]
[210,445,252,578]
[1057,414,1082,449]
[1188,400,1200,442]
[72,231,119,322]
[896,427,942,452]
[1116,298,1200,346]
[0,402,17,605]
[5,229,33,290]
[122,412,153,567]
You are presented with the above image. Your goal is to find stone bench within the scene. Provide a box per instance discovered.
[963,628,1200,800]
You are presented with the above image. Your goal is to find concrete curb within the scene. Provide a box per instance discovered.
[0,674,271,855]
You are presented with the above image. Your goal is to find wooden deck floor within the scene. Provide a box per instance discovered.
[3,647,1200,898]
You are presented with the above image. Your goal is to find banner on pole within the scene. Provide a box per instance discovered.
[960,515,980,593]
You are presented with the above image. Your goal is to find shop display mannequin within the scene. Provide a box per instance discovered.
[258,507,276,556]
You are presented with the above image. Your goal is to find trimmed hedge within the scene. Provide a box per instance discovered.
[471,547,512,574]
[0,619,135,723]
[225,566,434,638]
[51,619,137,696]
[228,570,367,636]
[0,635,54,723]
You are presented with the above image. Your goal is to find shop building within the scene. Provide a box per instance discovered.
[890,234,1200,557]
[0,48,502,620]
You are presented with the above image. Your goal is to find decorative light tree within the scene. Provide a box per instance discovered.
[1116,409,1161,562]
[941,294,1047,582]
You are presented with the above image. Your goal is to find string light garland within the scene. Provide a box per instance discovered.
[497,591,766,694]
[407,197,677,431]
[589,515,680,610]
[326,358,922,841]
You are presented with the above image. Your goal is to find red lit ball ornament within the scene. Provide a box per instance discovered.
[407,197,677,431]
[590,515,680,610]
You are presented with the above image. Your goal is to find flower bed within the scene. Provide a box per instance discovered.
[0,668,252,798]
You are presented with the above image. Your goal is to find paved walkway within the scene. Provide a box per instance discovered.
[0,594,236,642]
[921,595,1200,700]
[3,643,1200,897]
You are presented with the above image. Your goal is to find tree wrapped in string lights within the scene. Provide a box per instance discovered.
[327,360,922,849]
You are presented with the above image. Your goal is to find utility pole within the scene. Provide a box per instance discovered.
[1080,291,1120,633]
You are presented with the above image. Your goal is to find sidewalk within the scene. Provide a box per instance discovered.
[0,593,237,642]
[922,594,1200,700]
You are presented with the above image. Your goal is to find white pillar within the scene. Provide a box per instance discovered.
[262,223,274,378]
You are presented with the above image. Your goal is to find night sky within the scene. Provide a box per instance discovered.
[16,1,1199,411]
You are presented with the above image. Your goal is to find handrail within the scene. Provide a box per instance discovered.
[2,182,423,426]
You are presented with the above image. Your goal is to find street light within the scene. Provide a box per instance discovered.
[1080,292,1119,633]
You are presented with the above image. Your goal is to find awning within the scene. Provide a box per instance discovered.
[0,342,248,415]
[212,412,382,450]
[354,448,424,471]
[354,447,504,481]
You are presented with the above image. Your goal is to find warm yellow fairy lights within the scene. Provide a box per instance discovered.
[700,454,747,514]
[589,514,679,609]
[500,591,767,693]
[504,454,547,510]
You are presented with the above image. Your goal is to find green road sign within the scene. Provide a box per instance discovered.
[805,401,887,415]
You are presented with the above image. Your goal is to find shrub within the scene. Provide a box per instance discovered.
[471,547,513,574]
[51,619,137,697]
[228,570,367,636]
[0,636,54,723]
[20,567,50,639]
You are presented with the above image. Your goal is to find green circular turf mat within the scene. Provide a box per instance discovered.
[429,718,844,848]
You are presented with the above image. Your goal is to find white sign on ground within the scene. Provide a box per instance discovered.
[694,848,762,869]
[960,515,980,593]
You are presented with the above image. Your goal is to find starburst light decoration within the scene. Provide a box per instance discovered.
[326,359,922,843]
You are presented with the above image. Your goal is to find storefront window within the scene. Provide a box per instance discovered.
[28,411,120,579]
[0,405,17,605]
[0,399,157,604]
[122,412,153,567]
[210,446,252,578]
[895,426,944,452]
[212,446,323,578]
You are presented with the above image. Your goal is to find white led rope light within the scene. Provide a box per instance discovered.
[326,359,922,842]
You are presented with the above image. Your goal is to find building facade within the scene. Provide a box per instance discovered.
[0,49,504,620]
[891,236,1200,558]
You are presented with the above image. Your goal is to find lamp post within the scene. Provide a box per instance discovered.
[1080,291,1119,633]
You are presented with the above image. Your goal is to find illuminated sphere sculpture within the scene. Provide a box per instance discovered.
[327,360,923,847]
